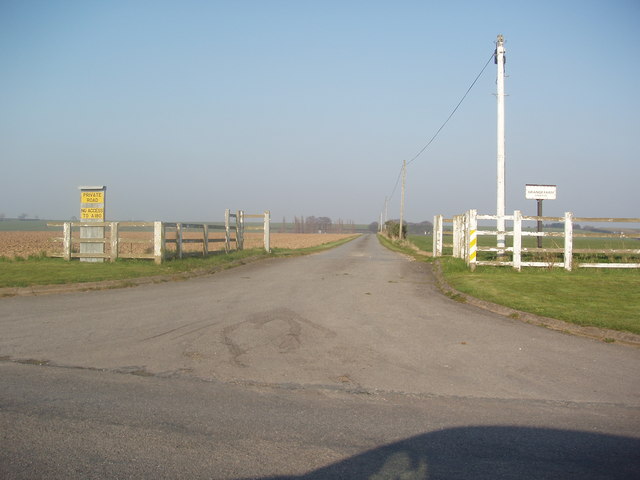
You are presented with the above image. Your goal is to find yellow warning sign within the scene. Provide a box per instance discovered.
[80,208,104,220]
[81,191,104,203]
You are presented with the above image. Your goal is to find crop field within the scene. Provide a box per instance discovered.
[0,231,356,259]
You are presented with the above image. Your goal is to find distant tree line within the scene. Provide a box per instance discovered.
[371,219,434,238]
[278,216,357,234]
[545,222,609,233]
[0,213,40,221]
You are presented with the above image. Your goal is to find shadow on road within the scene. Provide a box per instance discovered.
[255,426,640,480]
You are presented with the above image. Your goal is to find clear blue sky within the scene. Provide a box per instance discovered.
[1,0,638,224]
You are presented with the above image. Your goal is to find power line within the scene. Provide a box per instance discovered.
[386,51,495,207]
[406,52,495,167]
[388,164,404,206]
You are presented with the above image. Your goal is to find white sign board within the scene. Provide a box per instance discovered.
[525,184,557,200]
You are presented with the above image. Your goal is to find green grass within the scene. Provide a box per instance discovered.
[399,235,640,335]
[407,235,433,253]
[0,236,359,289]
[439,257,640,335]
[0,249,268,288]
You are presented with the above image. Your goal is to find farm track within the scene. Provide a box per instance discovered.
[1,234,639,478]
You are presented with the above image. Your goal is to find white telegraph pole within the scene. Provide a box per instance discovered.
[399,159,406,239]
[496,34,506,252]
[384,196,388,225]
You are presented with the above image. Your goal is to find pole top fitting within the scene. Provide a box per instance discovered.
[497,34,504,45]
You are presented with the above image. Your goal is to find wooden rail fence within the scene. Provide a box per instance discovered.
[433,210,640,271]
[48,210,271,263]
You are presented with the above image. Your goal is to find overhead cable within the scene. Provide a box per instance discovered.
[386,50,495,206]
[406,52,495,167]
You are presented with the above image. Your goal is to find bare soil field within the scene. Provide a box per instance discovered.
[0,231,357,259]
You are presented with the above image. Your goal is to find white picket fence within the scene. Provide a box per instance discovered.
[433,210,640,271]
[48,210,271,264]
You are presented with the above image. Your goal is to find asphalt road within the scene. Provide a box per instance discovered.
[1,234,639,479]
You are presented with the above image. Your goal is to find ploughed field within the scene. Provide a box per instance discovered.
[0,231,356,258]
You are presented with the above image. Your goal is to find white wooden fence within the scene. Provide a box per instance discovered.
[48,209,271,264]
[433,210,640,271]
[242,211,271,253]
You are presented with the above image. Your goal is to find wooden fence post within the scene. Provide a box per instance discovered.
[63,222,72,261]
[433,215,443,257]
[564,211,573,271]
[238,210,244,250]
[453,215,463,259]
[153,221,165,264]
[176,223,183,259]
[110,222,119,262]
[462,213,469,263]
[513,210,522,271]
[203,224,209,256]
[264,210,271,253]
[224,209,230,253]
[235,210,242,250]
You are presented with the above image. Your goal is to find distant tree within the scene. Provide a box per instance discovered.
[368,222,378,233]
[583,225,608,233]
[546,221,582,231]
[0,212,5,221]
[18,213,28,220]
[407,220,434,235]
[305,216,317,233]
[317,217,332,233]
[385,220,406,239]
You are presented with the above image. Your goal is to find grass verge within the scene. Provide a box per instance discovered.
[0,249,268,288]
[438,258,640,335]
[407,235,433,254]
[271,235,359,256]
[0,235,359,289]
[378,234,430,261]
[385,235,640,336]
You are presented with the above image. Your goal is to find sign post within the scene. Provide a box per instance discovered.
[79,185,106,262]
[525,184,557,248]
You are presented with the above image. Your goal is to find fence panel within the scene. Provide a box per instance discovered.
[243,211,271,253]
[432,211,640,270]
[48,209,256,263]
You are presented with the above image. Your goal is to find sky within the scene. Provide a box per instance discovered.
[1,0,639,224]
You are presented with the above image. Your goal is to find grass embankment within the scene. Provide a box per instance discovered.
[440,258,640,335]
[385,235,640,336]
[0,236,358,289]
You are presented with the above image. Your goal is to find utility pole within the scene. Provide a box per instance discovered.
[399,159,406,239]
[384,196,388,225]
[496,34,506,252]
